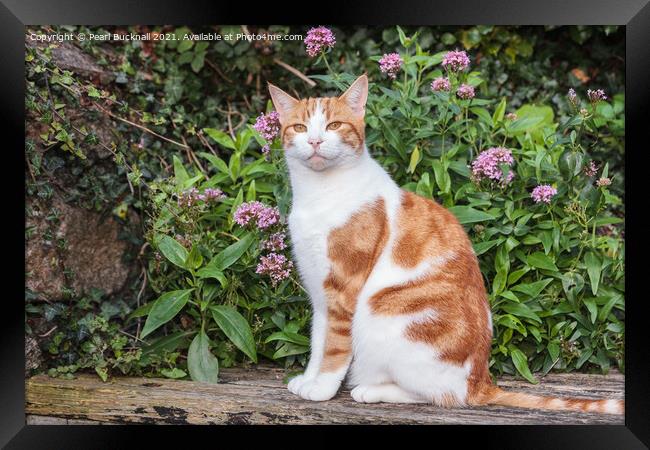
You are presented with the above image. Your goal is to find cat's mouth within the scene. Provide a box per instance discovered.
[306,153,332,171]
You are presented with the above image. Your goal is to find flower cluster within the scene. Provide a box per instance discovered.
[253,111,280,141]
[233,201,293,286]
[442,50,470,72]
[253,110,281,157]
[177,187,225,208]
[506,112,518,121]
[471,147,515,185]
[596,177,612,187]
[431,77,451,92]
[456,83,475,100]
[531,185,557,204]
[261,232,287,252]
[567,88,578,106]
[256,253,293,287]
[304,26,336,57]
[234,201,280,229]
[584,161,599,177]
[568,88,608,107]
[378,53,403,79]
[587,89,607,103]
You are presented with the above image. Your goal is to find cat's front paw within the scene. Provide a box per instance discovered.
[288,373,341,401]
[287,373,312,395]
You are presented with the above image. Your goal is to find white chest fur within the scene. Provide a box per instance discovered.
[286,149,397,307]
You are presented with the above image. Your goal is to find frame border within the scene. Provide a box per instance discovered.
[3,0,648,447]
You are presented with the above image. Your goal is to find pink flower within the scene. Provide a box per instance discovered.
[234,201,280,229]
[567,88,578,106]
[261,232,287,252]
[596,177,611,187]
[378,53,403,79]
[506,112,518,121]
[304,26,336,57]
[442,50,470,72]
[587,89,607,103]
[456,84,475,100]
[531,185,557,204]
[584,161,599,177]
[256,253,293,286]
[178,187,225,208]
[431,77,451,92]
[471,147,515,185]
[253,111,281,142]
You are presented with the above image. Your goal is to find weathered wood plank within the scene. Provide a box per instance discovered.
[25,367,624,425]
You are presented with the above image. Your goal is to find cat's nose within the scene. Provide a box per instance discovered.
[308,138,323,150]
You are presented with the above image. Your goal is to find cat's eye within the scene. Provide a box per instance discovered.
[327,121,342,130]
[293,124,307,132]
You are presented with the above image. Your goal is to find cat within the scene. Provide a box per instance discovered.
[267,74,623,414]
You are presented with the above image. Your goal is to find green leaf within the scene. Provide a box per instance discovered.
[583,298,598,323]
[185,244,204,270]
[272,342,309,359]
[187,329,219,383]
[511,278,553,298]
[229,152,241,181]
[127,302,153,321]
[510,347,538,384]
[199,152,229,174]
[584,252,602,295]
[173,155,189,188]
[407,146,421,174]
[500,302,542,323]
[196,266,228,287]
[157,235,189,269]
[264,331,310,347]
[140,289,194,338]
[191,52,205,73]
[210,305,257,362]
[205,233,254,271]
[492,97,506,126]
[448,206,496,224]
[204,128,236,150]
[140,331,193,362]
[527,252,558,272]
[432,160,451,194]
[246,179,257,201]
[177,39,194,53]
[473,239,499,256]
[161,368,187,379]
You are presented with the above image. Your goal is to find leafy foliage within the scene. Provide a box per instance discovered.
[25,25,624,383]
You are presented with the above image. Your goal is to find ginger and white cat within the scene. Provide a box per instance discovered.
[268,74,623,414]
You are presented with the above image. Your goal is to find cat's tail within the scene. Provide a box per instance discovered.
[470,384,623,415]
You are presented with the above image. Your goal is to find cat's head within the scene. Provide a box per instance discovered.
[268,74,368,172]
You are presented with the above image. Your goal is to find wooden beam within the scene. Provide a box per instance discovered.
[25,367,624,425]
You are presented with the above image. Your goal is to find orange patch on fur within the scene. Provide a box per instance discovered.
[370,190,493,396]
[319,198,389,373]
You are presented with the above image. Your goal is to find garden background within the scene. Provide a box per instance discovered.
[24,25,625,385]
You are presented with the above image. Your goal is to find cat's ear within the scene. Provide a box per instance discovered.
[268,83,299,119]
[339,74,368,117]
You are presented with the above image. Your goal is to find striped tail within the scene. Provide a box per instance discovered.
[472,384,624,415]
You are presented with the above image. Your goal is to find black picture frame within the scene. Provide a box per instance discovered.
[3,0,649,447]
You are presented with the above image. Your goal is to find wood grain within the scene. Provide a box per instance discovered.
[25,367,624,425]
